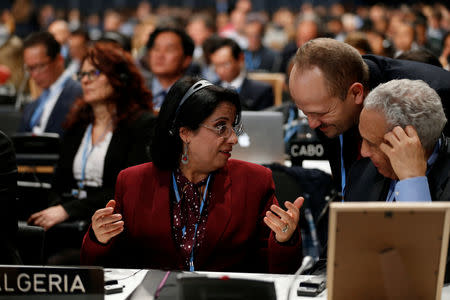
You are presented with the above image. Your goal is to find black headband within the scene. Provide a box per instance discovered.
[169,80,213,136]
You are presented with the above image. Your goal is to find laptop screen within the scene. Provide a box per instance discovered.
[231,111,285,165]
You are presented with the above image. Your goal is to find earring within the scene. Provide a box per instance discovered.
[181,143,189,165]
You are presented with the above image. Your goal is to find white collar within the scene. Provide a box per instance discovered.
[222,69,246,90]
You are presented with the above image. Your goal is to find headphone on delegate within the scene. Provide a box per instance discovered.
[168,80,213,136]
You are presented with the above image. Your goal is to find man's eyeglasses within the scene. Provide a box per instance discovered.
[24,61,52,74]
[77,69,101,81]
[201,123,244,138]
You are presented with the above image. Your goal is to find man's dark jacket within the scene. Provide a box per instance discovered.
[324,55,450,192]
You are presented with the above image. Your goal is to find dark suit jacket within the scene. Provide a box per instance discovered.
[48,112,156,220]
[345,136,450,283]
[81,159,303,273]
[239,77,274,111]
[19,78,82,136]
[0,130,21,264]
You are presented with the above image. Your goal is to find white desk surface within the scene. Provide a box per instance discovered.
[104,268,450,300]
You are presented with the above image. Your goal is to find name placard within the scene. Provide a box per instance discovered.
[289,141,327,165]
[0,265,103,299]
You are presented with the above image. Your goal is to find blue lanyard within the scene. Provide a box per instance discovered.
[29,76,70,129]
[78,122,112,189]
[29,89,50,128]
[172,172,211,271]
[339,134,346,202]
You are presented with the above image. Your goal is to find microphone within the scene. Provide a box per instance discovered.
[286,256,315,300]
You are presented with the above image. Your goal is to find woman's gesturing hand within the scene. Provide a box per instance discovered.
[264,197,304,243]
[92,200,124,244]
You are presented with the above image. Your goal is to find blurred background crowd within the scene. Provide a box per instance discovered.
[0,0,449,105]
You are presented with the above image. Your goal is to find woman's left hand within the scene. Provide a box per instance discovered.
[27,205,69,231]
[264,197,304,243]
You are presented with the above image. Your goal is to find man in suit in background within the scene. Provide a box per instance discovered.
[145,27,194,112]
[19,32,82,136]
[209,37,274,111]
[345,79,450,283]
[243,13,281,73]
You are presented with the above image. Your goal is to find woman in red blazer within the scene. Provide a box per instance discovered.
[81,77,304,273]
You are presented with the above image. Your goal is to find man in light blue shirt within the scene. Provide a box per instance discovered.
[345,79,450,203]
[345,79,450,284]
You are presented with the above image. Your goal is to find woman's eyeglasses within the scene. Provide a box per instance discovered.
[77,69,101,81]
[201,123,244,138]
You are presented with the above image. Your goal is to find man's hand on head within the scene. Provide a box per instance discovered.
[379,125,427,180]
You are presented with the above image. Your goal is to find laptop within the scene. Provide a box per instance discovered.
[232,111,285,165]
[327,202,450,300]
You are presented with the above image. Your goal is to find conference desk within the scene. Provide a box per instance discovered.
[104,268,450,300]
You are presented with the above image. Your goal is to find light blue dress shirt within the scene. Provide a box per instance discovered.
[388,139,441,202]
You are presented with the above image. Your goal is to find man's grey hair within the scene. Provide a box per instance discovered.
[364,79,446,151]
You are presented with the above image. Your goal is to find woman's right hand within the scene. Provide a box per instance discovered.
[92,200,124,244]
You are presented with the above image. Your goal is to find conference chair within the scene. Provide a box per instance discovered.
[248,72,285,106]
[16,221,45,265]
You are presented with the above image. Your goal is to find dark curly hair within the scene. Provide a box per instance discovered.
[65,42,152,129]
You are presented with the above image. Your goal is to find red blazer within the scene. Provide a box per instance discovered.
[81,159,302,273]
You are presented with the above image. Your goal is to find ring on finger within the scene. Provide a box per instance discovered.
[281,224,289,233]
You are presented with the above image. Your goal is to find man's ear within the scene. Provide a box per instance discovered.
[179,127,191,144]
[348,82,365,105]
[182,55,193,70]
[238,52,245,68]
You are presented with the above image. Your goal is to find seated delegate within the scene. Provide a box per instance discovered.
[345,79,450,282]
[28,42,155,231]
[81,77,304,273]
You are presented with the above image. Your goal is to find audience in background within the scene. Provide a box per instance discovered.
[66,28,90,75]
[220,6,248,50]
[19,31,82,136]
[97,31,131,52]
[280,14,322,76]
[243,12,281,73]
[186,13,215,64]
[263,7,295,51]
[440,32,450,70]
[392,21,417,57]
[48,19,71,63]
[0,11,24,93]
[131,15,157,59]
[209,37,274,111]
[145,27,194,112]
[27,42,155,233]
[344,31,372,55]
[186,13,218,82]
[397,48,442,67]
[10,0,39,39]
